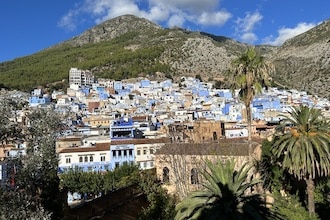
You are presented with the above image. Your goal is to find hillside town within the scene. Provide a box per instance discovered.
[1,67,330,218]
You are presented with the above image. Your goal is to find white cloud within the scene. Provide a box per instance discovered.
[153,0,218,14]
[263,22,317,46]
[197,11,232,26]
[58,9,80,31]
[59,0,231,31]
[84,0,142,23]
[241,32,257,43]
[168,14,185,27]
[147,6,170,22]
[235,11,263,44]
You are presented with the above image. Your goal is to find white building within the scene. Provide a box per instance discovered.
[58,142,111,172]
[134,139,165,170]
[69,67,94,87]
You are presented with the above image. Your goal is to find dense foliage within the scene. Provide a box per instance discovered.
[137,169,176,220]
[175,160,277,220]
[0,31,172,92]
[0,107,66,220]
[59,163,140,196]
[271,105,330,217]
[257,106,330,219]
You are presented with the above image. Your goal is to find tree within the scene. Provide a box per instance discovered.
[271,105,330,217]
[138,169,176,220]
[59,163,141,197]
[272,192,318,220]
[195,74,203,82]
[228,47,274,155]
[314,176,330,219]
[0,107,66,220]
[0,96,25,144]
[175,160,277,220]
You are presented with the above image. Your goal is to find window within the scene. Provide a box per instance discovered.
[143,149,147,155]
[65,157,71,164]
[191,168,199,184]
[163,167,170,183]
[104,165,109,171]
[137,150,141,155]
[118,150,122,156]
[100,156,106,162]
[150,161,154,167]
[213,132,217,140]
[115,162,120,168]
[150,148,154,154]
[143,162,147,168]
[123,150,127,156]
[84,156,88,162]
[129,149,133,156]
[79,156,83,163]
[112,151,116,157]
[90,156,93,162]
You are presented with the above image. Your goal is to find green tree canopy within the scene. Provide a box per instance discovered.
[228,47,275,154]
[271,105,330,216]
[0,107,66,220]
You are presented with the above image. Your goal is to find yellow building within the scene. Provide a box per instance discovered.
[154,139,261,199]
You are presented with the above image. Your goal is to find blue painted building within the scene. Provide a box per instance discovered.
[110,117,134,139]
[80,87,90,96]
[29,96,51,107]
[252,96,281,119]
[113,81,123,91]
[98,90,109,100]
[140,79,151,88]
[110,143,135,169]
[161,79,172,89]
[218,90,233,99]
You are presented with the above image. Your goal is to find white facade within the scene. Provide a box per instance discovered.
[225,128,248,139]
[58,142,111,172]
[59,150,110,169]
[135,143,163,170]
[69,67,94,87]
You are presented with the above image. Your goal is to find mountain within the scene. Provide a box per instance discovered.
[0,14,329,99]
[270,19,330,99]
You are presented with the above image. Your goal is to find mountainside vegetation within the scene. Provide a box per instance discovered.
[0,14,329,98]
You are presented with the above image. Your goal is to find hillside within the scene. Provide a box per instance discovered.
[270,19,330,98]
[0,14,329,99]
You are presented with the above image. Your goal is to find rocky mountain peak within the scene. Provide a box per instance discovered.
[65,14,162,46]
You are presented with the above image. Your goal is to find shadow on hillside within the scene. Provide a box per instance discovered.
[200,32,230,43]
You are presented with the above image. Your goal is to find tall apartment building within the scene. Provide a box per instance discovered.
[69,67,94,87]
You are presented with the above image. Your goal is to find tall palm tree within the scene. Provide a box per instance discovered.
[175,160,277,220]
[228,47,274,155]
[271,105,330,217]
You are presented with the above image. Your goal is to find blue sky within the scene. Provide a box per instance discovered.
[1,0,329,63]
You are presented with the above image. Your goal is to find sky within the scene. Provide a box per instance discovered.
[1,0,329,63]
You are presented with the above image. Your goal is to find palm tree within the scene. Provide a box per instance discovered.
[228,47,274,155]
[175,160,277,220]
[271,105,330,217]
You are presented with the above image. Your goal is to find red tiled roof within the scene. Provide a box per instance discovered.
[58,138,170,153]
[58,142,110,153]
[57,137,83,142]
